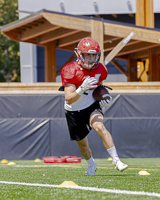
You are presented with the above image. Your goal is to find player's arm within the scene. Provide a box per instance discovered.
[64,83,81,105]
[65,76,98,105]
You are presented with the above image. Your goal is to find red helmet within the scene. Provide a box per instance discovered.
[75,37,101,69]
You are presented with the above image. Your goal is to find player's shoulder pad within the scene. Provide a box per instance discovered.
[98,62,107,68]
[97,62,108,73]
[61,62,77,79]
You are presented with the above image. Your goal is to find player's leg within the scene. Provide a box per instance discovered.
[76,136,91,160]
[65,108,97,175]
[90,110,128,172]
[90,110,114,149]
[76,137,97,175]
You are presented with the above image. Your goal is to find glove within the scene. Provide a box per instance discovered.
[76,76,98,95]
[99,96,112,108]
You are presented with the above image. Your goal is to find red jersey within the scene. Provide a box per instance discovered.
[61,61,108,88]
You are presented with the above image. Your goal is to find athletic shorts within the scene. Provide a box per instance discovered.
[65,101,103,141]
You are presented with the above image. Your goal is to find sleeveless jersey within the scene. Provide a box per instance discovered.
[61,61,108,111]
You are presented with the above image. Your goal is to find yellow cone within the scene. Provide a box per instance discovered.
[7,162,16,166]
[107,157,113,161]
[58,181,79,188]
[1,159,8,164]
[138,170,150,175]
[34,158,41,162]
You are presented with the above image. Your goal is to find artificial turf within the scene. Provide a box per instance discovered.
[0,158,160,200]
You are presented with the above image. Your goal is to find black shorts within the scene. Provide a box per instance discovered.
[65,101,103,141]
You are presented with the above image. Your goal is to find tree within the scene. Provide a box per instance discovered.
[0,0,20,82]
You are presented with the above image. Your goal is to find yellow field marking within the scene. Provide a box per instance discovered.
[7,162,16,166]
[34,158,41,162]
[58,181,79,188]
[138,171,150,175]
[1,159,8,164]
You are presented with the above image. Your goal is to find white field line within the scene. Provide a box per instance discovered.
[0,181,59,188]
[0,181,160,198]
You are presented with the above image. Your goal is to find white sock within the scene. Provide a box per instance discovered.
[107,146,120,163]
[86,155,95,166]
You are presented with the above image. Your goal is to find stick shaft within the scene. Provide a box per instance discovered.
[104,32,135,65]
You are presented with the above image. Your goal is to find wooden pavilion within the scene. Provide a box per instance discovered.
[2,7,160,82]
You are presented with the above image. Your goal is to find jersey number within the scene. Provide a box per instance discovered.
[94,74,101,82]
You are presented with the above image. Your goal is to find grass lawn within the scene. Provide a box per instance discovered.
[0,158,160,200]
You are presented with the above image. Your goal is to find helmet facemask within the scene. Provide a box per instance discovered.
[75,48,101,70]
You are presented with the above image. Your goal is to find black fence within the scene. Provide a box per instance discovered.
[0,93,160,160]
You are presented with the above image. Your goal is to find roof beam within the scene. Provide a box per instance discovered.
[104,39,141,52]
[43,12,91,32]
[132,46,160,60]
[20,20,59,41]
[2,14,43,32]
[115,55,129,60]
[132,50,148,60]
[57,32,90,48]
[104,22,160,44]
[57,44,75,52]
[39,28,80,45]
[111,59,128,77]
[25,38,45,46]
[104,35,120,43]
[117,42,160,56]
[3,31,21,42]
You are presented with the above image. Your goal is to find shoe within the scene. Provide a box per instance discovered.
[113,160,128,172]
[86,162,97,176]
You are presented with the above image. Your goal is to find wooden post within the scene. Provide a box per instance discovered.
[135,0,145,26]
[91,19,104,64]
[136,0,146,82]
[135,0,154,82]
[149,49,160,81]
[136,0,154,28]
[127,58,137,81]
[45,41,56,82]
[145,0,154,28]
[145,0,155,81]
[148,49,153,81]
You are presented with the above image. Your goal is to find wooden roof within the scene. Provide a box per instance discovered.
[2,9,160,61]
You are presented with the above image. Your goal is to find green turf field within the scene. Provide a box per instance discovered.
[0,158,160,200]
